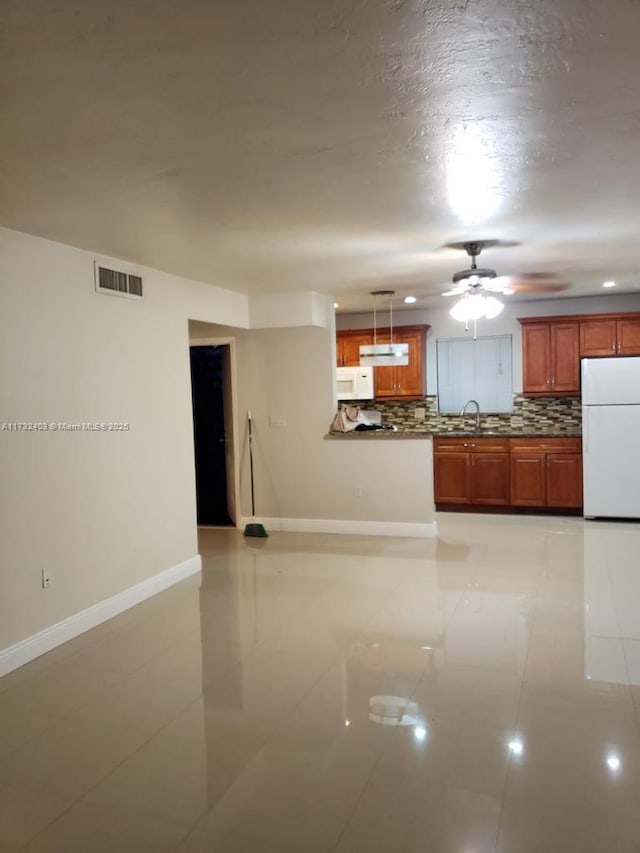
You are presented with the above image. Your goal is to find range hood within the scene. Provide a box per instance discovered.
[359,343,409,366]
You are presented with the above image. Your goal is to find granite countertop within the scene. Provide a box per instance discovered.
[326,429,581,439]
[432,430,582,438]
[325,430,432,439]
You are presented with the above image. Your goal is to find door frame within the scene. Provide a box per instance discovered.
[189,336,241,527]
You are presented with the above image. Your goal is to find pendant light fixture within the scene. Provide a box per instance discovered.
[359,290,409,366]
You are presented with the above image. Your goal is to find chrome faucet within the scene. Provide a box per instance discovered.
[460,399,481,433]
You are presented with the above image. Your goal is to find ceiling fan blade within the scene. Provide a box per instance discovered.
[490,274,568,293]
[502,281,569,293]
[441,287,468,296]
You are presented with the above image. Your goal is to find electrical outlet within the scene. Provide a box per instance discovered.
[41,569,51,589]
[354,485,363,497]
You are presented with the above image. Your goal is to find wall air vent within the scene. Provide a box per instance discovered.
[94,262,143,299]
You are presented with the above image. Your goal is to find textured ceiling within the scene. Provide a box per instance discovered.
[2,0,640,312]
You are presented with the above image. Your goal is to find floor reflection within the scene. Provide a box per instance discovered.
[2,516,640,851]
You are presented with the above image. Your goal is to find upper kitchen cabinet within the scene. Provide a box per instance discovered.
[336,330,372,366]
[336,325,428,398]
[519,319,580,396]
[580,315,640,356]
[372,325,428,399]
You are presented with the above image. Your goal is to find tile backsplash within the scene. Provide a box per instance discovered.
[350,395,582,434]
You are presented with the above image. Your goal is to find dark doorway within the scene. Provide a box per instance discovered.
[190,345,234,526]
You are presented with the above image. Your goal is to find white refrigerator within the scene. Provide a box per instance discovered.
[582,356,640,519]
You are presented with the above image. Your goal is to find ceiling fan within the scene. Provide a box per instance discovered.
[442,240,569,297]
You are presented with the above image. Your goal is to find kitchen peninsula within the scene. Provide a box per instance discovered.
[323,429,436,537]
[328,426,582,515]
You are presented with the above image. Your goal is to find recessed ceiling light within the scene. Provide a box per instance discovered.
[404,296,417,304]
[508,739,524,756]
[603,281,616,288]
[606,754,621,771]
[333,302,339,309]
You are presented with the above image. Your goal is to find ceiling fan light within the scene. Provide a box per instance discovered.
[450,294,484,322]
[483,295,504,319]
[450,293,503,322]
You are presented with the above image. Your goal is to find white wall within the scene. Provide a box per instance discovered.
[249,291,330,329]
[337,293,640,394]
[0,225,434,660]
[0,227,249,652]
[189,321,435,527]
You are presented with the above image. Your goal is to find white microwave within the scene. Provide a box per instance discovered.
[336,366,374,400]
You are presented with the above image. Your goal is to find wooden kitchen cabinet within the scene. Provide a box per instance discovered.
[520,313,640,393]
[435,435,582,512]
[546,453,583,507]
[509,438,582,508]
[520,320,580,395]
[618,317,640,354]
[336,325,429,398]
[373,326,426,399]
[434,436,510,507]
[336,330,372,366]
[433,451,472,504]
[509,453,546,506]
[580,316,640,357]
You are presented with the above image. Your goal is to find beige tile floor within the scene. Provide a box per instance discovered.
[1,514,640,851]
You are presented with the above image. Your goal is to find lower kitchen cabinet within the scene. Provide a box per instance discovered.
[509,438,583,508]
[434,436,583,512]
[433,437,510,507]
[547,454,583,506]
[509,454,545,506]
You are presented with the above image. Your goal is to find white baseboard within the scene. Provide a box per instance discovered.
[240,517,438,539]
[0,555,201,678]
